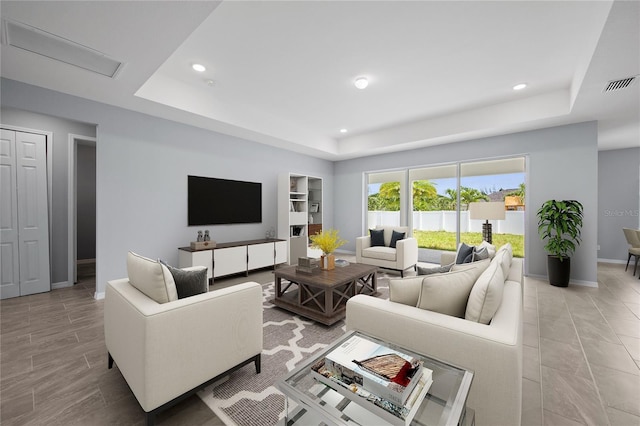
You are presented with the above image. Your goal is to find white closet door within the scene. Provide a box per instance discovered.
[0,130,20,298]
[0,129,50,299]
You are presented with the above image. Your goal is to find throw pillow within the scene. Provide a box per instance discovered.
[465,260,505,324]
[370,228,385,247]
[455,243,474,264]
[159,260,208,299]
[389,276,423,306]
[417,263,453,276]
[472,246,490,261]
[126,252,178,304]
[477,241,497,258]
[450,258,490,281]
[389,230,406,248]
[416,268,477,318]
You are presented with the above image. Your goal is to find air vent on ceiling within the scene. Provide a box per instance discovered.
[2,19,123,78]
[603,76,637,93]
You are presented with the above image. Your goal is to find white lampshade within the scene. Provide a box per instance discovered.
[469,202,506,220]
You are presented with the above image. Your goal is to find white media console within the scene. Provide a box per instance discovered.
[178,238,287,280]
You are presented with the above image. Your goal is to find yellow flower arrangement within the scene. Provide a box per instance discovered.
[310,229,347,255]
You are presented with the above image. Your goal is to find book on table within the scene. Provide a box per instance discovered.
[322,334,426,406]
[311,361,433,426]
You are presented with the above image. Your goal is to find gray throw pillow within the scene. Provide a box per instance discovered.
[417,263,453,276]
[159,260,208,299]
[472,246,490,261]
[455,243,474,264]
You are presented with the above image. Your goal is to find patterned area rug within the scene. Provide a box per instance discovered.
[197,276,391,426]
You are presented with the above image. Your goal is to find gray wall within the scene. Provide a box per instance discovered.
[77,143,96,260]
[598,147,640,262]
[1,78,334,296]
[334,122,599,284]
[0,107,96,284]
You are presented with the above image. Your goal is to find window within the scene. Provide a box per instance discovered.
[366,170,406,229]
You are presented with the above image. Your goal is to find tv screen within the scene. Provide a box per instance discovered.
[188,175,262,225]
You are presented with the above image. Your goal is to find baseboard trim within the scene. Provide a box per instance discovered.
[597,258,626,265]
[94,291,105,300]
[52,281,72,289]
[528,274,598,288]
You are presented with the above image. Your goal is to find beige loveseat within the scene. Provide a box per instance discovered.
[104,254,263,425]
[346,247,523,426]
[356,226,418,277]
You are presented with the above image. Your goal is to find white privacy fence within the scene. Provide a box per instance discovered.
[368,210,525,235]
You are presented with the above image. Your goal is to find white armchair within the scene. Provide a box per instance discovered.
[105,273,262,425]
[356,226,418,277]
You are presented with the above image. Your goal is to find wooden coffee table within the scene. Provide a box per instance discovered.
[272,263,378,325]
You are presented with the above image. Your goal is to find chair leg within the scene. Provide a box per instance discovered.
[108,352,114,369]
[146,412,155,426]
[626,253,632,271]
[634,255,639,276]
[254,354,261,374]
[400,270,404,278]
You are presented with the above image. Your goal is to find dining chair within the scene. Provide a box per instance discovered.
[623,228,640,275]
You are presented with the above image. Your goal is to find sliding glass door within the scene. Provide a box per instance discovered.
[366,170,407,229]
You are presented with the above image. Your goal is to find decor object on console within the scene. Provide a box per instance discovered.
[347,243,522,426]
[536,199,584,287]
[309,228,347,270]
[105,252,263,425]
[356,226,418,277]
[469,201,505,244]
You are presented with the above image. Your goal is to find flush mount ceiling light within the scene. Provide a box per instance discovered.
[513,83,527,91]
[354,77,369,89]
[340,129,348,133]
[192,63,206,72]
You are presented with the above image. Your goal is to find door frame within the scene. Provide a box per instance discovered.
[67,134,96,286]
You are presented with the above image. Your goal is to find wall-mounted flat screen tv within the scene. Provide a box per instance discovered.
[188,175,262,225]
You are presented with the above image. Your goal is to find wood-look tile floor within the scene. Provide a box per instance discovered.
[1,261,639,425]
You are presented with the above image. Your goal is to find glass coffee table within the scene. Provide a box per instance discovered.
[276,331,474,426]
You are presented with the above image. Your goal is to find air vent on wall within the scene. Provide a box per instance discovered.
[2,19,123,78]
[603,76,637,92]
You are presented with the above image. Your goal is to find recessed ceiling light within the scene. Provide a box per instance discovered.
[340,129,348,133]
[513,83,527,91]
[354,77,369,89]
[192,63,206,72]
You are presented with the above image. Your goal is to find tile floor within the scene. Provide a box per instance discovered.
[0,261,638,425]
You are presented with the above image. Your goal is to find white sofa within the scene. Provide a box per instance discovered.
[356,226,418,277]
[105,273,263,425]
[346,252,523,426]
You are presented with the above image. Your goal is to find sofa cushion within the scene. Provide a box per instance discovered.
[465,260,505,324]
[389,230,406,248]
[127,252,178,304]
[389,276,423,306]
[455,243,474,264]
[370,228,386,247]
[492,250,511,279]
[417,263,453,276]
[362,246,397,262]
[416,268,477,318]
[377,226,409,247]
[159,260,208,299]
[450,258,490,280]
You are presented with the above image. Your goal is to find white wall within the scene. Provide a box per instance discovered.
[597,147,640,262]
[335,122,599,284]
[1,78,334,297]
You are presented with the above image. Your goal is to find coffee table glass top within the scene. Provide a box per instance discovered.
[276,330,473,426]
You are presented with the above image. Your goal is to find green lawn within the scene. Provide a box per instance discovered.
[413,230,524,258]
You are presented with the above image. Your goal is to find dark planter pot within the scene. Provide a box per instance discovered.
[547,255,570,287]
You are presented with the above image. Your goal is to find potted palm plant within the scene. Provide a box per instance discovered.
[309,229,347,270]
[536,199,584,287]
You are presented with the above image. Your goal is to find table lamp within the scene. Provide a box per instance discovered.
[469,201,505,244]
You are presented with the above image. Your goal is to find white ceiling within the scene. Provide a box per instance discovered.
[1,1,638,160]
